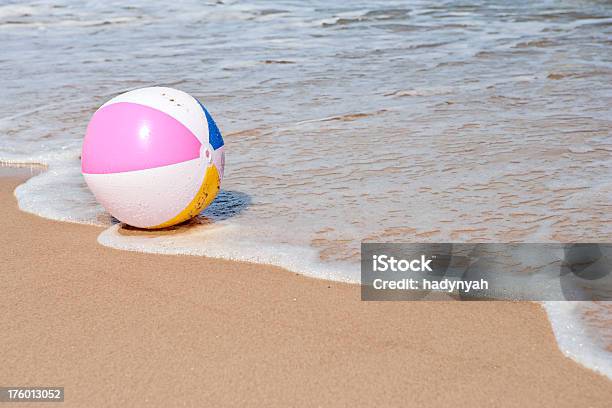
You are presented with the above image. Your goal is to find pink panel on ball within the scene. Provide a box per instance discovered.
[82,102,202,174]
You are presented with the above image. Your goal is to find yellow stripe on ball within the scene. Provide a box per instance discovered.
[148,164,221,229]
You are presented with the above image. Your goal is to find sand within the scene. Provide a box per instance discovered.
[1,170,611,407]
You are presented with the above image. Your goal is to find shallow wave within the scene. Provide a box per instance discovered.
[544,302,612,379]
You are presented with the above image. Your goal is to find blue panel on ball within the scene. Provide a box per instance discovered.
[198,100,224,150]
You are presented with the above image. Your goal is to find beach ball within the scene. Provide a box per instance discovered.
[81,87,225,229]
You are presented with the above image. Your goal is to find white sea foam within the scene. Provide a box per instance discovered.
[98,223,359,283]
[544,302,612,379]
[15,161,108,225]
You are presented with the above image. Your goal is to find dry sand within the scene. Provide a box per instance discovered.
[1,170,611,407]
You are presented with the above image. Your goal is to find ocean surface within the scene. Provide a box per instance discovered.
[1,0,611,377]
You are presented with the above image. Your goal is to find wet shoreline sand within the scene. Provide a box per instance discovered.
[1,168,611,407]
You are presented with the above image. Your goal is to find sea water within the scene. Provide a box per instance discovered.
[1,0,611,377]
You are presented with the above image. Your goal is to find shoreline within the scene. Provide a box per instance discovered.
[1,168,611,406]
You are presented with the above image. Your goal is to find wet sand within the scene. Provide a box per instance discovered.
[1,170,611,407]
